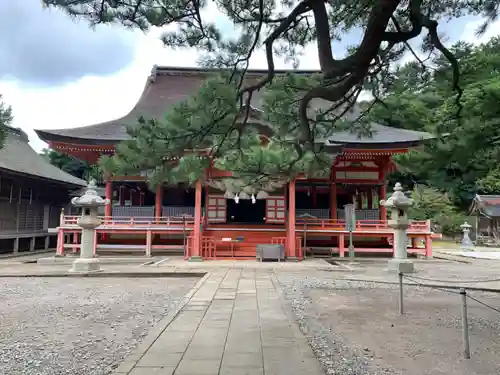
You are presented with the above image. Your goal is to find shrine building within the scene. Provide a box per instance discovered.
[35,66,435,260]
[0,126,86,254]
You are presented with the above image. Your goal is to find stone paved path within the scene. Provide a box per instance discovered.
[112,269,324,375]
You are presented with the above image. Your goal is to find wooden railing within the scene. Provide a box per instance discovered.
[61,215,197,227]
[295,218,431,232]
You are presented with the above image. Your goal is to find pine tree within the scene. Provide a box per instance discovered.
[99,73,337,189]
[0,95,13,148]
[43,0,500,187]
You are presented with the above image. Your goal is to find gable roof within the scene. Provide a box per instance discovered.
[0,127,86,187]
[35,66,434,148]
[470,194,500,217]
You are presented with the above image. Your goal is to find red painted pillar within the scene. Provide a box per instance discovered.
[155,185,163,221]
[190,180,203,260]
[105,180,112,221]
[424,235,433,258]
[339,234,345,257]
[287,178,296,259]
[378,161,387,221]
[330,183,337,220]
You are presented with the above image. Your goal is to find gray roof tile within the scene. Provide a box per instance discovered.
[0,127,86,186]
[472,195,500,217]
[35,66,434,147]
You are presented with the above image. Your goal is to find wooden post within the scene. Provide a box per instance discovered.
[424,235,432,258]
[476,210,480,244]
[56,229,64,255]
[105,180,112,220]
[145,230,152,257]
[189,180,203,261]
[330,182,337,220]
[287,178,297,259]
[102,180,112,241]
[59,207,65,226]
[155,184,163,223]
[378,160,387,221]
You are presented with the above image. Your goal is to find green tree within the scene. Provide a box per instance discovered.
[409,185,466,235]
[42,0,498,185]
[0,94,13,148]
[369,37,500,208]
[42,149,99,181]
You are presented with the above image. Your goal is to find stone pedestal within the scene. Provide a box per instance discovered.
[380,183,415,274]
[388,258,415,273]
[69,180,110,273]
[460,221,474,250]
[70,258,101,273]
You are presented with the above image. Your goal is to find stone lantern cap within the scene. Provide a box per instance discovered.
[460,221,472,230]
[71,180,110,207]
[380,182,413,209]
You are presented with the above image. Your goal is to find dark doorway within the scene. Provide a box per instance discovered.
[226,199,266,224]
[337,193,355,208]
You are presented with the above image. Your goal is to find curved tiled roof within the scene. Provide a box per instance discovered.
[471,194,500,218]
[0,127,86,186]
[35,66,434,148]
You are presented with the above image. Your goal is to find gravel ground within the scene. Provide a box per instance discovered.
[277,272,500,375]
[0,277,199,375]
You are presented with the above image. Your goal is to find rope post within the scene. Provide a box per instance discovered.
[460,288,471,359]
[398,272,404,315]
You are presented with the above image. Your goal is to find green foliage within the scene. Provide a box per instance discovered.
[476,168,500,194]
[409,185,466,235]
[370,36,500,209]
[42,0,499,157]
[0,94,13,148]
[42,149,99,181]
[41,0,500,216]
[100,73,336,188]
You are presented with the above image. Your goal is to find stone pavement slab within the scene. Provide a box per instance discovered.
[111,269,324,375]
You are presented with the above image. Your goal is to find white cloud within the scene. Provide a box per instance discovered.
[3,9,498,154]
[459,18,500,45]
[3,22,320,153]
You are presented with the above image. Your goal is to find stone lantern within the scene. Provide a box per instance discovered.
[69,180,110,273]
[380,182,415,273]
[460,221,474,250]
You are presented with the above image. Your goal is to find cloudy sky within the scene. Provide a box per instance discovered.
[1,1,499,152]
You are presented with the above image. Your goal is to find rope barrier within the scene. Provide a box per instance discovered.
[402,274,500,284]
[466,294,500,314]
[402,274,461,295]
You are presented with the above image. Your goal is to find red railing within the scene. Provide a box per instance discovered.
[61,215,198,227]
[185,235,217,259]
[295,218,431,232]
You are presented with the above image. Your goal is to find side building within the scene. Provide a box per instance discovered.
[0,126,86,254]
[35,66,435,260]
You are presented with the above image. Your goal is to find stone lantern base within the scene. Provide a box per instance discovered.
[69,258,101,273]
[388,258,415,274]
